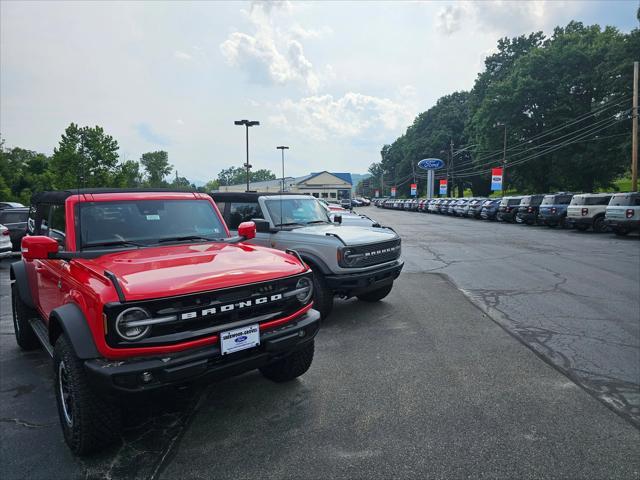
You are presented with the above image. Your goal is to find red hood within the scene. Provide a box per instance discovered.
[77,242,307,302]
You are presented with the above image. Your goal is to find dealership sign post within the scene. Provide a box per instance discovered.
[439,179,447,195]
[391,186,397,197]
[417,158,446,199]
[410,183,417,196]
[491,167,503,191]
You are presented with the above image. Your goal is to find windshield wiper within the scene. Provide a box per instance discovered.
[274,222,303,227]
[83,240,145,249]
[306,220,329,225]
[157,235,213,244]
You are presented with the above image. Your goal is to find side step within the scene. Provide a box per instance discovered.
[28,318,54,357]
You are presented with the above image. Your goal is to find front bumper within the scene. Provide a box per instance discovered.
[324,260,404,294]
[84,309,321,393]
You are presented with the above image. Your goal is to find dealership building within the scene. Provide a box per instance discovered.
[218,171,353,200]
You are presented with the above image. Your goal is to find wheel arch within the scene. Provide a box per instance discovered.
[49,304,100,359]
[297,252,331,275]
[10,261,35,309]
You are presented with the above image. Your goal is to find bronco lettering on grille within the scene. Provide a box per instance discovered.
[180,294,283,320]
[363,245,400,257]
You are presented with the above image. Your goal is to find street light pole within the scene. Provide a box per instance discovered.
[234,119,260,192]
[277,146,289,192]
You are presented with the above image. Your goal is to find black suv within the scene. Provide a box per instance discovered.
[515,194,545,225]
[0,207,29,251]
[496,196,523,222]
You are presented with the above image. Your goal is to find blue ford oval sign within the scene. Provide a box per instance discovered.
[417,158,445,170]
[235,336,248,343]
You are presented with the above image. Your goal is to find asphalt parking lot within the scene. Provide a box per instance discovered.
[1,213,639,479]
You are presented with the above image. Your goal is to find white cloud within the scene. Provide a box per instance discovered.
[220,1,327,92]
[271,92,416,141]
[435,1,579,37]
[436,5,467,35]
[174,50,193,60]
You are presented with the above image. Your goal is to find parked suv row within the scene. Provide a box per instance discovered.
[374,192,639,235]
[9,189,402,455]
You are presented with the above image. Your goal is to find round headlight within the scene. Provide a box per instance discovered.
[295,277,313,304]
[342,249,355,265]
[115,307,151,341]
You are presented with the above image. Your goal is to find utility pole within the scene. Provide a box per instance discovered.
[502,123,508,196]
[381,171,384,197]
[450,139,454,196]
[632,61,638,192]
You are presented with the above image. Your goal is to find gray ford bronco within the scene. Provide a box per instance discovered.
[210,193,403,318]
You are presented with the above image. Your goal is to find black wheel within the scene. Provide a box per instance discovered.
[575,224,589,231]
[53,335,122,455]
[592,216,607,233]
[312,270,333,320]
[614,228,629,236]
[259,340,314,383]
[11,285,40,350]
[357,283,393,302]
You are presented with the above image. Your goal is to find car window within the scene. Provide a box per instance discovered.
[541,195,555,205]
[508,198,522,206]
[265,198,330,226]
[609,194,639,206]
[227,202,262,229]
[583,196,611,206]
[48,204,66,244]
[0,210,28,224]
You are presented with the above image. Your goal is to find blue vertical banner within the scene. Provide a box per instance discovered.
[410,183,417,196]
[491,167,503,191]
[439,180,447,195]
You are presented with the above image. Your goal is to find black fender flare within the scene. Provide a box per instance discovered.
[297,252,331,275]
[49,304,100,359]
[9,261,35,309]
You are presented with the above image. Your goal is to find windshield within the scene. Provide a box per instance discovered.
[265,197,331,226]
[77,199,226,248]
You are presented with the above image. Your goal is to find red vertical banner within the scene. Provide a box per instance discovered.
[491,168,503,191]
[410,183,417,196]
[439,179,447,195]
[391,186,397,197]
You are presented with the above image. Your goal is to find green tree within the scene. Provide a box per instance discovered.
[140,151,173,187]
[217,166,276,186]
[50,123,120,189]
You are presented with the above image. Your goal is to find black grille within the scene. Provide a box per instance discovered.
[104,273,311,348]
[348,239,401,267]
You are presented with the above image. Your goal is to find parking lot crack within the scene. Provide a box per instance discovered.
[0,417,54,429]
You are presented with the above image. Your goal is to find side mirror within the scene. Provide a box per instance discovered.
[237,221,257,240]
[333,214,342,224]
[21,235,59,261]
[252,218,271,233]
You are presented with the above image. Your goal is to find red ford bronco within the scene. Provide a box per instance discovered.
[10,189,320,454]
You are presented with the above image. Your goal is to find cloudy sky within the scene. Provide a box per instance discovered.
[1,1,637,183]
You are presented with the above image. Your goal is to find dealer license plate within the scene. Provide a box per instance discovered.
[220,324,260,355]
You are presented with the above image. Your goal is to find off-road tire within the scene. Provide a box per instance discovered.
[592,215,607,233]
[357,284,393,302]
[312,271,333,320]
[614,228,629,236]
[259,340,314,383]
[11,285,40,350]
[575,224,589,231]
[53,335,122,455]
